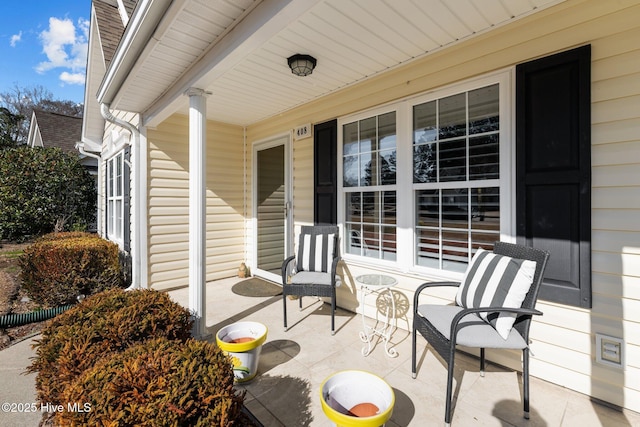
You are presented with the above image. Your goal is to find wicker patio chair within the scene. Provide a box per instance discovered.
[411,241,550,426]
[281,225,341,334]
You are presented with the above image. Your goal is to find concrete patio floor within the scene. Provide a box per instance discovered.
[168,277,640,427]
[1,277,638,427]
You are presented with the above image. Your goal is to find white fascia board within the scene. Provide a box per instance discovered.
[97,0,176,105]
[80,138,103,153]
[26,111,39,148]
[83,6,107,146]
[83,3,100,115]
[143,0,323,127]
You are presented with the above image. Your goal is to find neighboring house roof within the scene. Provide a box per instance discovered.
[27,110,82,153]
[27,109,98,176]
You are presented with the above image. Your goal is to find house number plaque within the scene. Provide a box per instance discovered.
[293,123,311,140]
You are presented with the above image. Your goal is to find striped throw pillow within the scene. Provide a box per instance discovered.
[455,248,537,339]
[297,233,336,273]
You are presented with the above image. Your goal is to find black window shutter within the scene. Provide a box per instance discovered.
[123,146,131,253]
[516,45,591,308]
[314,119,338,226]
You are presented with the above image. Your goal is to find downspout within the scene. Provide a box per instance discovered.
[100,103,142,290]
[77,143,101,161]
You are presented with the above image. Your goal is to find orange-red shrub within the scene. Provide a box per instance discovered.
[58,338,245,427]
[19,232,124,307]
[28,289,193,406]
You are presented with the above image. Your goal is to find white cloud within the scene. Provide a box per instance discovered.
[60,71,85,85]
[35,17,89,86]
[10,31,22,47]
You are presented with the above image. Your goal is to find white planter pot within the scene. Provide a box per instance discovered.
[216,321,268,383]
[320,370,395,427]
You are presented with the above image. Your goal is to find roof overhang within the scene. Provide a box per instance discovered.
[94,0,567,128]
[82,2,108,149]
[97,0,175,106]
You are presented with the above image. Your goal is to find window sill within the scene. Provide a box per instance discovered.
[341,254,464,284]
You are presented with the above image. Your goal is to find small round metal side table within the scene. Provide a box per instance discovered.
[356,274,398,358]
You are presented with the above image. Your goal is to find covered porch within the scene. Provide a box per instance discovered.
[168,277,640,426]
[82,0,640,417]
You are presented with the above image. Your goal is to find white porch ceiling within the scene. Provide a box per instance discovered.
[110,0,565,127]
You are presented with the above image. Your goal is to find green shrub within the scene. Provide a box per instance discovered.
[19,232,124,307]
[0,146,96,241]
[57,338,245,427]
[28,289,193,406]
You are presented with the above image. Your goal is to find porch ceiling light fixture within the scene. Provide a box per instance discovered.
[287,54,317,77]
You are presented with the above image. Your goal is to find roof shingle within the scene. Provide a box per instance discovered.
[93,0,125,67]
[32,110,82,153]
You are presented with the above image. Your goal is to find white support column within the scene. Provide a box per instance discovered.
[186,87,210,339]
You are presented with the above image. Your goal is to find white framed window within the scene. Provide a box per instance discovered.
[413,83,501,273]
[338,71,513,277]
[106,151,125,246]
[342,110,398,261]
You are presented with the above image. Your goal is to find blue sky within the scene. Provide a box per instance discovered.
[0,1,91,104]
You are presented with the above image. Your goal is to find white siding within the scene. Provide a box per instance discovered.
[147,114,245,290]
[246,0,640,412]
[292,137,315,227]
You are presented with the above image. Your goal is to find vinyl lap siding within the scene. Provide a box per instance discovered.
[148,116,189,290]
[246,0,640,412]
[586,9,640,408]
[205,120,246,279]
[519,3,640,411]
[292,137,314,226]
[489,4,640,411]
[147,114,245,290]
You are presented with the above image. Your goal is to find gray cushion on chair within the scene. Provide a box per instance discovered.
[417,305,528,349]
[291,271,333,286]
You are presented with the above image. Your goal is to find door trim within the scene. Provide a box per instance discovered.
[252,133,293,283]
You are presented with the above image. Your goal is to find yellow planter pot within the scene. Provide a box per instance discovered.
[216,321,268,383]
[320,370,395,427]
